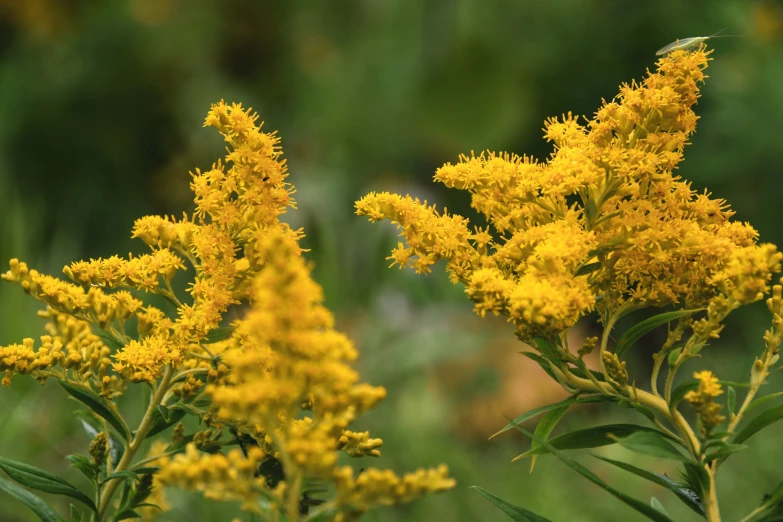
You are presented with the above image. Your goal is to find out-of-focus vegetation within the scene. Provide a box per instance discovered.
[0,1,782,521]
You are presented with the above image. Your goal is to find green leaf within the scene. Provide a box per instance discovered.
[654,472,705,518]
[681,462,710,501]
[753,480,783,521]
[569,365,607,382]
[134,503,163,511]
[504,418,676,522]
[575,262,601,276]
[0,457,96,512]
[669,381,699,409]
[75,412,124,465]
[727,386,737,419]
[584,198,598,222]
[532,337,559,361]
[719,380,751,388]
[144,406,186,439]
[89,326,125,351]
[203,326,234,344]
[667,348,682,367]
[615,310,697,357]
[491,394,616,439]
[618,399,656,421]
[0,476,64,522]
[513,424,675,460]
[651,497,671,518]
[113,510,140,521]
[518,352,558,381]
[747,391,783,414]
[103,471,139,483]
[529,406,569,472]
[608,431,690,462]
[591,454,682,489]
[735,404,783,444]
[65,455,95,482]
[132,467,161,475]
[70,504,83,522]
[590,455,704,517]
[705,443,747,461]
[470,486,552,522]
[59,381,130,442]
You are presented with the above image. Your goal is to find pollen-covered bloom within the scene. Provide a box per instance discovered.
[357,45,781,344]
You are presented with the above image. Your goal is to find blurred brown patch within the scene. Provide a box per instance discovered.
[431,318,600,442]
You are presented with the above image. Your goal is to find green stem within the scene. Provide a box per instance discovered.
[651,353,665,397]
[557,366,700,455]
[96,365,175,521]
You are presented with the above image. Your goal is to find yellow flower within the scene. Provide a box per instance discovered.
[112,336,183,383]
[357,46,781,343]
[3,99,453,521]
[685,370,725,433]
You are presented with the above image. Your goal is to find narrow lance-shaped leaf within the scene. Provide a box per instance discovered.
[203,326,235,344]
[65,455,95,483]
[70,504,83,522]
[532,337,559,362]
[491,394,616,439]
[590,455,705,517]
[608,431,691,462]
[706,443,747,462]
[669,381,699,409]
[503,416,676,522]
[529,406,569,472]
[513,424,676,461]
[59,380,130,442]
[144,405,186,439]
[470,486,552,522]
[727,386,737,419]
[615,310,697,357]
[0,457,96,512]
[651,497,671,519]
[747,391,783,413]
[734,404,783,445]
[518,352,558,381]
[0,476,63,522]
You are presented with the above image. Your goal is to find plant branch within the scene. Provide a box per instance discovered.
[96,365,175,521]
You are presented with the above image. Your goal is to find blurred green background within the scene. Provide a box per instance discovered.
[1,0,783,521]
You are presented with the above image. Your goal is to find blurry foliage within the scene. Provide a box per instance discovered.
[1,0,783,520]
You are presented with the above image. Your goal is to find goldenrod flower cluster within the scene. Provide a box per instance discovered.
[332,465,455,521]
[156,443,268,512]
[358,48,783,522]
[357,47,781,341]
[685,370,725,434]
[1,100,453,520]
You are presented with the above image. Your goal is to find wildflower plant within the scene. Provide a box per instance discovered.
[357,45,783,522]
[0,102,454,522]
